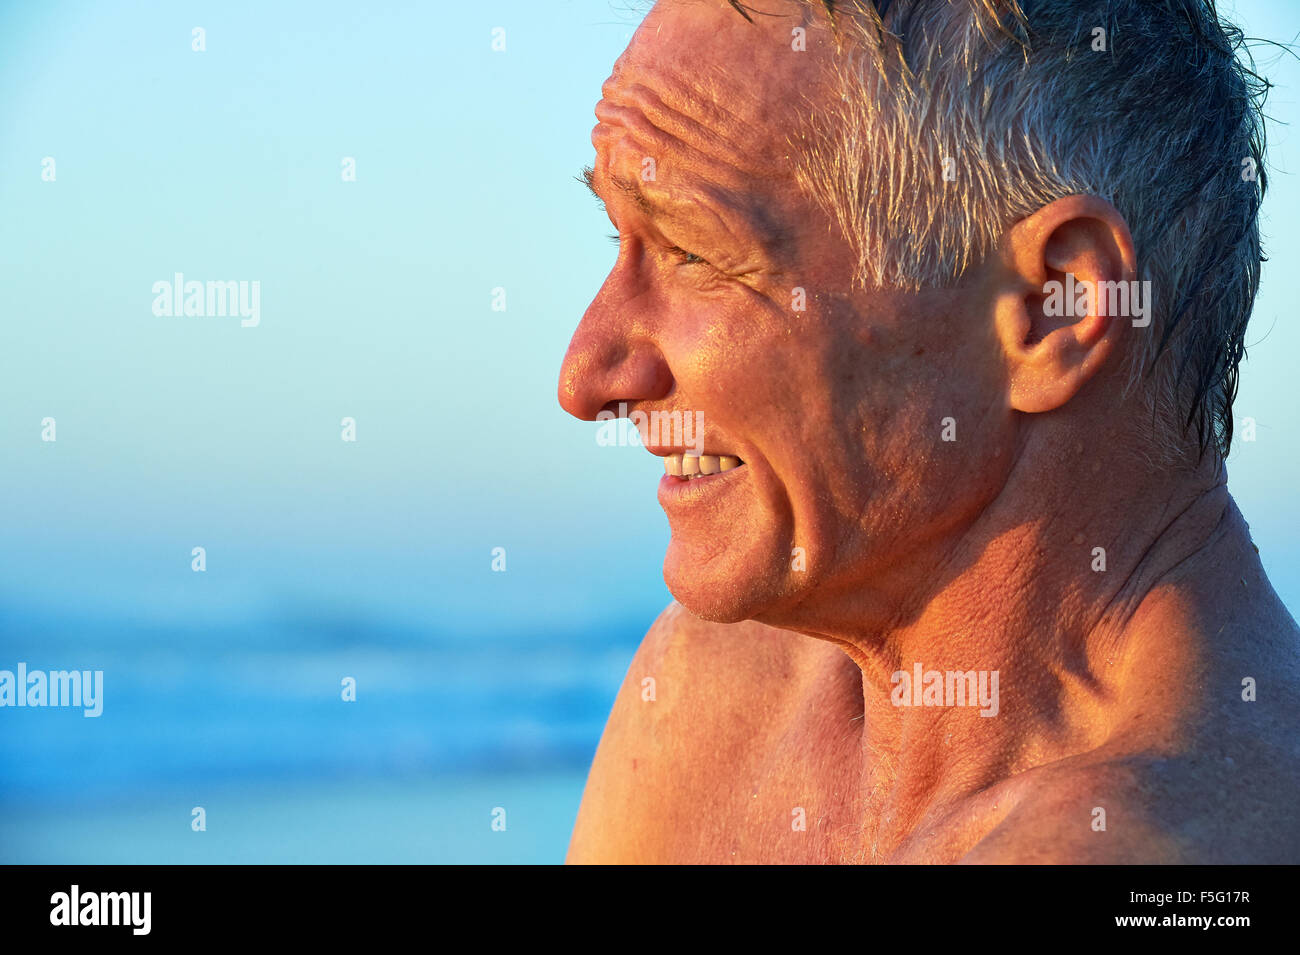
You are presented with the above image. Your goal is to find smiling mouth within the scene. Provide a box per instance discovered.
[662,452,745,480]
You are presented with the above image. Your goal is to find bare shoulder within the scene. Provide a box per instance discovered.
[960,756,1192,864]
[964,736,1300,864]
[967,594,1300,864]
[566,602,821,864]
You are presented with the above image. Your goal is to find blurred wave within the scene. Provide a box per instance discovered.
[0,599,641,804]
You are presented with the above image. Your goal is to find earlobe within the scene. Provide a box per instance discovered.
[1006,333,1101,414]
[997,196,1138,415]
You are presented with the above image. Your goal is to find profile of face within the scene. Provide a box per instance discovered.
[558,1,1025,629]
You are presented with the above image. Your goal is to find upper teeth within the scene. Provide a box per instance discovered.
[664,453,743,478]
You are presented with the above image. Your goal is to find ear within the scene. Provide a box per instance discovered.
[994,195,1139,414]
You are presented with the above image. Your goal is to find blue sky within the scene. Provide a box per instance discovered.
[0,1,669,640]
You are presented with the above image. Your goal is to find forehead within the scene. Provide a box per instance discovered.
[595,0,839,189]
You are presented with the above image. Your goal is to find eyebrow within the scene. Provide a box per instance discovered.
[581,164,655,218]
[579,163,798,258]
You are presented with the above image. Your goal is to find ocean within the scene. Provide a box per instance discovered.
[0,603,640,864]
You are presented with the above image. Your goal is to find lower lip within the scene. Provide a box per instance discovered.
[657,464,747,506]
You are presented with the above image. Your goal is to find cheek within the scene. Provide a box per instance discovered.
[802,326,1000,527]
[848,360,1009,554]
[659,292,806,430]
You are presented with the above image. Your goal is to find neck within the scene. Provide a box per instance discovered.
[774,426,1242,852]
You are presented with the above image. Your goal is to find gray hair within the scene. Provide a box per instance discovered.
[763,0,1270,463]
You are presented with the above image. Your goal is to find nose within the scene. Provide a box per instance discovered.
[557,285,673,421]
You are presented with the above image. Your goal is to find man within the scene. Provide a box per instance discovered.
[557,0,1300,863]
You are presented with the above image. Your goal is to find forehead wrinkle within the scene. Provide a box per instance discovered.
[594,91,797,229]
[602,152,797,266]
[602,48,796,177]
[601,67,763,176]
[595,113,754,222]
[590,5,833,265]
[593,105,737,215]
[594,94,767,198]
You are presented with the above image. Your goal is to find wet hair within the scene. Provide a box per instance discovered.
[730,0,1271,462]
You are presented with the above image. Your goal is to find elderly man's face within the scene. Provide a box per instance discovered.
[560,0,1011,625]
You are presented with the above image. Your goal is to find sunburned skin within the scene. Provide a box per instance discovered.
[557,0,1300,864]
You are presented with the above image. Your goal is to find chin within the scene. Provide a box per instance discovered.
[661,536,788,624]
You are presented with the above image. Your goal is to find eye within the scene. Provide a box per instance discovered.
[667,245,707,266]
[607,232,621,245]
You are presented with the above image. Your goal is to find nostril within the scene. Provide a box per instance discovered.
[558,353,673,421]
[557,296,673,420]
